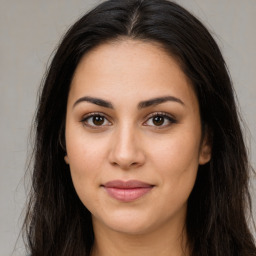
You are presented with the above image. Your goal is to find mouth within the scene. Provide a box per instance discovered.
[102,180,154,202]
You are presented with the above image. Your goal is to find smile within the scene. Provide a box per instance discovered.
[102,180,154,202]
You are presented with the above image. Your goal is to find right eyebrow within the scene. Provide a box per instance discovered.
[138,96,184,109]
[72,96,114,109]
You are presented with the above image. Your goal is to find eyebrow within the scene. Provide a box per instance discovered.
[138,96,184,109]
[73,96,114,109]
[73,95,184,109]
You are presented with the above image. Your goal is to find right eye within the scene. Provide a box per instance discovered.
[81,113,112,128]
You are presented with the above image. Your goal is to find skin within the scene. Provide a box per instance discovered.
[65,39,211,256]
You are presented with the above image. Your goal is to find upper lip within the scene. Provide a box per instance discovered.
[103,180,153,188]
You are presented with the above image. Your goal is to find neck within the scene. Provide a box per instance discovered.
[90,218,189,256]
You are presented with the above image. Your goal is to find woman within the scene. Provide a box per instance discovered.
[23,0,256,255]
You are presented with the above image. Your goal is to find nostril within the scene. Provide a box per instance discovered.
[110,160,140,169]
[112,162,119,167]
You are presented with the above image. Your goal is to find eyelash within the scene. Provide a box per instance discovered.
[80,112,177,129]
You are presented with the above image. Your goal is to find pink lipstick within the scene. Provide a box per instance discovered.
[102,180,154,202]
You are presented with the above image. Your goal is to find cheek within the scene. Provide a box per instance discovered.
[68,144,103,211]
[66,133,107,198]
[67,126,107,168]
[152,129,201,166]
[151,129,201,191]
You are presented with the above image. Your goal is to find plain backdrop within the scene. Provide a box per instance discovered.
[0,0,255,255]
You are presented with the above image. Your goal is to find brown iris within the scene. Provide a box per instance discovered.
[93,116,105,126]
[152,116,164,126]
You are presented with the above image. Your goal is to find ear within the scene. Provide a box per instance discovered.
[199,128,212,165]
[64,155,70,165]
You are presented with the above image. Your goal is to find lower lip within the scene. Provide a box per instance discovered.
[104,187,153,202]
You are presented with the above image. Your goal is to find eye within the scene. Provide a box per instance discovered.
[81,113,111,128]
[144,112,177,128]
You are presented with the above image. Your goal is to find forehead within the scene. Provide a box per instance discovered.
[72,39,185,83]
[69,39,197,108]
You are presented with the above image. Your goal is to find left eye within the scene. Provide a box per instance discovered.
[144,113,176,127]
[81,114,111,128]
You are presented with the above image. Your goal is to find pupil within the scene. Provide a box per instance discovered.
[93,116,104,125]
[153,116,164,126]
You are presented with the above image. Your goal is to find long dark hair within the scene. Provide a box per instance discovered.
[23,0,256,255]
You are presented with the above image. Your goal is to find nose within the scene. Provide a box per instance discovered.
[108,125,146,170]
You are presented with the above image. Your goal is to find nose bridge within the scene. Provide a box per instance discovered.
[117,123,136,153]
[109,121,145,169]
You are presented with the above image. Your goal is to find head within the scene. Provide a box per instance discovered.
[25,0,255,255]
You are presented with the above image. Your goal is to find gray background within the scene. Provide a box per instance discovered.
[0,0,255,255]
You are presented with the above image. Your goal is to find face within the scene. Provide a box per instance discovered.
[65,40,211,236]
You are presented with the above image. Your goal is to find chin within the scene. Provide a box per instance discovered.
[107,220,154,235]
[93,209,162,236]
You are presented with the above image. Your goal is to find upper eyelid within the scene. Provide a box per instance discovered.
[145,111,176,120]
[81,112,111,120]
[81,111,175,118]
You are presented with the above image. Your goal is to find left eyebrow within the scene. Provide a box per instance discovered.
[72,96,114,109]
[138,96,185,109]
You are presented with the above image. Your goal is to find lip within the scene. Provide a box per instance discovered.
[102,180,154,202]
